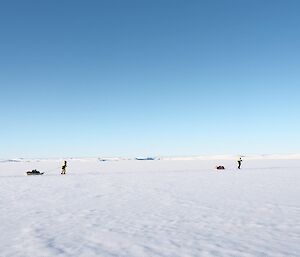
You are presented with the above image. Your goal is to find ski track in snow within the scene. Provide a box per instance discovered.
[0,158,300,257]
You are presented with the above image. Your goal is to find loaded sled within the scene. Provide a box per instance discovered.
[26,169,44,175]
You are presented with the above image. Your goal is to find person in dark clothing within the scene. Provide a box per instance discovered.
[61,161,67,174]
[237,157,242,169]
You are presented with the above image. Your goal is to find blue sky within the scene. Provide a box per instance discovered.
[0,0,299,158]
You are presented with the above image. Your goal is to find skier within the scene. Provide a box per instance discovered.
[237,157,242,169]
[61,160,67,175]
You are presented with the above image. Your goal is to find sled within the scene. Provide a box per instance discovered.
[26,170,44,175]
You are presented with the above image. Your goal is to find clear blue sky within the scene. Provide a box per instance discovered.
[0,0,299,158]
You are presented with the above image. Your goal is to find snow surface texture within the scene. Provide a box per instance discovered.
[0,156,300,257]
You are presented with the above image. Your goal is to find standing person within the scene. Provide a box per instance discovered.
[61,160,67,174]
[237,157,242,169]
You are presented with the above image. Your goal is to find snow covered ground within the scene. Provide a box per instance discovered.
[0,156,300,257]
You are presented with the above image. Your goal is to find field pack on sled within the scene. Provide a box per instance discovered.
[26,169,44,175]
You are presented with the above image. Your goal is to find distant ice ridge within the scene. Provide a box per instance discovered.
[159,153,300,161]
[80,153,300,161]
[1,153,300,163]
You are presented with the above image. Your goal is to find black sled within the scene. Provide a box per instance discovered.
[26,169,44,176]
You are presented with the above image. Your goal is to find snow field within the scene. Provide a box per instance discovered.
[0,158,299,257]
